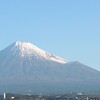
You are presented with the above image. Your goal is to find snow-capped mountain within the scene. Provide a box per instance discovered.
[2,41,67,64]
[0,41,100,94]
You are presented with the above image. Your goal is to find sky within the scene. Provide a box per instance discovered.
[0,0,100,71]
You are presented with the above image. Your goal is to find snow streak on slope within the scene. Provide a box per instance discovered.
[10,41,67,64]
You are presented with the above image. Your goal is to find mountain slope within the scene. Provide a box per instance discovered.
[0,41,100,94]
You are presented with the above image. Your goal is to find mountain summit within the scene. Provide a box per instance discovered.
[0,41,100,94]
[4,41,67,64]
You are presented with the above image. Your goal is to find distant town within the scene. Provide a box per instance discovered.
[1,92,100,100]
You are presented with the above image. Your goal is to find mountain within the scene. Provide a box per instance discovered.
[0,41,100,94]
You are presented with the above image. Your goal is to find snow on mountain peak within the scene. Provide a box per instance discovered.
[10,41,67,64]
